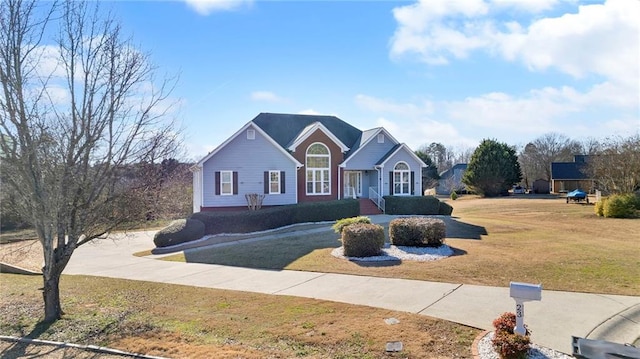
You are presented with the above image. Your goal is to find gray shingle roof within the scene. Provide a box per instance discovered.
[551,162,589,180]
[251,113,362,153]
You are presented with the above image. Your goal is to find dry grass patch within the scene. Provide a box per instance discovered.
[167,197,639,296]
[0,274,478,358]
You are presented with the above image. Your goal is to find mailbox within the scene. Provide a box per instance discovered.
[510,282,542,301]
[509,282,542,336]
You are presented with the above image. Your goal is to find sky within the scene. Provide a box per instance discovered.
[105,0,639,160]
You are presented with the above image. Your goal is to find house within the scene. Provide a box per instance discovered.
[550,155,594,193]
[191,113,426,213]
[436,163,467,195]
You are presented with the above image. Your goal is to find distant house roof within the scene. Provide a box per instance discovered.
[551,162,589,180]
[252,113,362,154]
[439,163,467,179]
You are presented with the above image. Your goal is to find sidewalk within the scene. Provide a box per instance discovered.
[63,229,640,355]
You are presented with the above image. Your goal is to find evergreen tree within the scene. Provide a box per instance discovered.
[463,139,522,197]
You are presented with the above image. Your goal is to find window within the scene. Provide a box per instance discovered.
[306,143,330,195]
[393,162,410,195]
[220,171,233,195]
[215,171,238,195]
[247,129,255,140]
[269,171,280,194]
[377,133,384,143]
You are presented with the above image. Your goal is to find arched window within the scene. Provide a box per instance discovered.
[306,143,330,195]
[393,162,410,195]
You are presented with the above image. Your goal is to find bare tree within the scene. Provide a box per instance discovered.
[586,134,640,194]
[518,133,582,183]
[0,0,180,321]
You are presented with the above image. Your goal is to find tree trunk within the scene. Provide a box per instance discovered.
[43,269,63,322]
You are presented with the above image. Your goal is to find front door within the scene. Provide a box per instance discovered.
[344,171,362,198]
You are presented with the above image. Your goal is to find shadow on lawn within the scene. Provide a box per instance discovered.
[443,217,487,240]
[180,217,485,271]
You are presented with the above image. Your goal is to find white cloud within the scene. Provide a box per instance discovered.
[183,0,252,15]
[490,0,559,13]
[390,0,490,64]
[390,0,640,87]
[250,91,286,103]
[298,109,322,115]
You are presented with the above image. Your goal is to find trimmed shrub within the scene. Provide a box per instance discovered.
[438,201,453,216]
[389,217,446,247]
[594,197,606,217]
[332,216,371,233]
[384,196,441,215]
[491,312,530,359]
[450,191,458,200]
[492,332,531,359]
[191,199,359,236]
[341,223,385,257]
[154,218,205,248]
[603,193,639,218]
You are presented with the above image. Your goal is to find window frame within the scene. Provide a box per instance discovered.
[306,143,331,195]
[393,162,410,196]
[220,170,233,196]
[269,170,281,194]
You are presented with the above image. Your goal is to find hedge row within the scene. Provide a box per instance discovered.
[154,218,205,248]
[384,195,453,215]
[190,199,360,235]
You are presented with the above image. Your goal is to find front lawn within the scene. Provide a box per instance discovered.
[164,197,640,296]
[0,274,478,358]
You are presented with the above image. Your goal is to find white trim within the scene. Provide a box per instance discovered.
[288,122,350,153]
[376,143,427,168]
[340,128,403,167]
[195,122,303,168]
[268,170,281,194]
[220,170,233,196]
[305,142,331,195]
[192,167,202,213]
[393,161,411,196]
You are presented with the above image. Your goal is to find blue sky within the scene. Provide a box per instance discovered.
[109,0,639,160]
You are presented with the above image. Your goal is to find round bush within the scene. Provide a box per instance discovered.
[389,217,446,247]
[603,193,638,218]
[450,191,458,200]
[341,223,385,257]
[332,216,371,234]
[154,218,205,247]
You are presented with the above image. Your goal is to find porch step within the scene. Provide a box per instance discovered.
[359,198,383,215]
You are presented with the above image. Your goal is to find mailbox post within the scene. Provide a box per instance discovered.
[509,282,542,335]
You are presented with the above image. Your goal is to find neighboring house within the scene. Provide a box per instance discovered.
[436,163,467,195]
[550,155,594,193]
[191,113,426,212]
[531,179,550,194]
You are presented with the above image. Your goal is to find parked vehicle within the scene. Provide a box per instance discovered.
[513,185,525,194]
[566,189,589,203]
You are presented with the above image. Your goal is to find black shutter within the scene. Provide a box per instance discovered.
[215,171,220,195]
[264,171,269,194]
[411,171,415,195]
[233,172,238,195]
[280,171,286,193]
[389,172,393,196]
